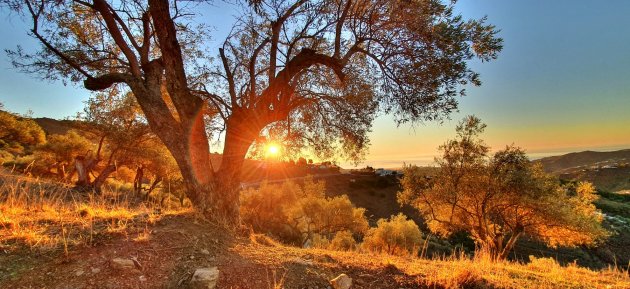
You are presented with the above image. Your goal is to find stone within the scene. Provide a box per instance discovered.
[75,269,84,276]
[91,267,101,274]
[111,258,136,271]
[190,267,219,289]
[330,274,352,289]
[291,257,313,266]
[200,249,210,255]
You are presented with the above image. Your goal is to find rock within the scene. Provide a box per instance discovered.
[139,275,147,282]
[200,249,210,255]
[75,269,84,276]
[291,257,313,266]
[330,274,352,289]
[111,258,136,271]
[190,267,219,289]
[91,267,101,274]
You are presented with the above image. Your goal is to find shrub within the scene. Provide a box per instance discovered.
[362,213,422,256]
[241,177,369,246]
[0,111,46,155]
[328,230,358,251]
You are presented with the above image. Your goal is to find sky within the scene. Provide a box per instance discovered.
[1,0,629,168]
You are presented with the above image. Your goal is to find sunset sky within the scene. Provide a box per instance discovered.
[1,0,629,168]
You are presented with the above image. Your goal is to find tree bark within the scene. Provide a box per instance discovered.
[92,164,117,193]
[213,110,263,225]
[498,229,523,260]
[75,156,90,187]
[145,176,162,200]
[133,165,144,194]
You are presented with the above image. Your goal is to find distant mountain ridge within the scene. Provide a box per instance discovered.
[537,149,630,192]
[537,149,630,173]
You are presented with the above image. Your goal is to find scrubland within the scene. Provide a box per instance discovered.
[1,171,628,289]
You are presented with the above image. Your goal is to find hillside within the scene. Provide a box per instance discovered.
[1,172,628,289]
[33,117,78,136]
[537,149,630,192]
[537,149,630,173]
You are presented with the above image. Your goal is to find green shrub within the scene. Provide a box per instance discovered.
[328,230,358,251]
[362,213,423,256]
[241,177,369,246]
[0,111,45,155]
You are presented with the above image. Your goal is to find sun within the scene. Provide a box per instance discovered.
[266,143,280,157]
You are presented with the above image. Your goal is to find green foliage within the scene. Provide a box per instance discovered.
[594,198,630,219]
[399,116,608,260]
[0,110,45,155]
[32,130,93,177]
[597,190,630,203]
[362,213,423,256]
[240,177,369,246]
[35,131,93,165]
[328,230,358,251]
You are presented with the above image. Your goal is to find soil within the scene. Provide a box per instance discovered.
[0,212,427,289]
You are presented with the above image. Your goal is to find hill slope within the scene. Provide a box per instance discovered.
[537,149,630,173]
[537,149,630,192]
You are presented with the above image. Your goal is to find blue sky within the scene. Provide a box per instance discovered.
[1,0,629,167]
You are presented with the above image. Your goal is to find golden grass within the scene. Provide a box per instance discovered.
[359,251,629,289]
[0,171,189,254]
[2,170,629,288]
[232,240,630,289]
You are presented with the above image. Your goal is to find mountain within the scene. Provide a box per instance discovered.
[537,149,630,192]
[537,149,630,173]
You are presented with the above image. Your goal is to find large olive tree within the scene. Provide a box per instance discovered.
[4,0,502,224]
[398,116,608,260]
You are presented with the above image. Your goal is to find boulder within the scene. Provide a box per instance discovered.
[190,267,219,289]
[110,258,136,271]
[330,274,352,289]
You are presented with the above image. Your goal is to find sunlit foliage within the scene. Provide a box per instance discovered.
[0,110,45,156]
[33,130,93,179]
[240,177,368,246]
[362,213,423,256]
[328,230,358,251]
[399,116,608,260]
[3,0,502,221]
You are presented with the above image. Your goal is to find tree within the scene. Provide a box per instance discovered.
[398,116,608,260]
[0,110,46,155]
[5,0,502,224]
[34,130,93,180]
[76,92,159,192]
[362,213,423,256]
[240,177,369,246]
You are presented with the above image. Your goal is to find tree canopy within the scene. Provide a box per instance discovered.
[398,116,608,260]
[0,110,46,155]
[4,0,502,223]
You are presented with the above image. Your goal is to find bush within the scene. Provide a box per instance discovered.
[362,213,422,256]
[0,111,45,155]
[329,230,358,251]
[241,177,369,246]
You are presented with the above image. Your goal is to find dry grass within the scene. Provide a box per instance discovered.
[323,250,630,289]
[1,170,629,288]
[0,170,190,255]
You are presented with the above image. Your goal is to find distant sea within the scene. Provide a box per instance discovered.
[339,144,630,170]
